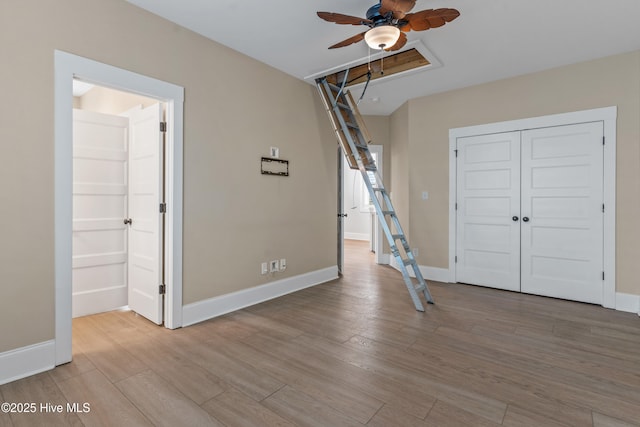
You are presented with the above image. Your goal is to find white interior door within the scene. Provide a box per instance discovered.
[456,123,604,303]
[127,103,164,324]
[456,132,521,291]
[72,109,129,317]
[520,123,604,303]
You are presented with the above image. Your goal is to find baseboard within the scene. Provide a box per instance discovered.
[419,266,451,283]
[377,253,390,265]
[344,232,369,241]
[615,292,640,315]
[388,258,451,282]
[182,266,339,327]
[0,340,55,385]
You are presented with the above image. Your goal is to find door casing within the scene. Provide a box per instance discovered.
[449,106,617,308]
[54,51,184,365]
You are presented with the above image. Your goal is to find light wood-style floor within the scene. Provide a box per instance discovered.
[2,240,639,426]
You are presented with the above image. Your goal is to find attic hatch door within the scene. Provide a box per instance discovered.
[128,103,164,325]
[325,48,430,87]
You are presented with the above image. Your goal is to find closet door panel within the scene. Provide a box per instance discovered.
[456,132,521,291]
[520,122,604,304]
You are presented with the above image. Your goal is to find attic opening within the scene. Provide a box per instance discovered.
[324,48,430,86]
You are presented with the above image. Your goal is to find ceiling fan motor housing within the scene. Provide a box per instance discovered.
[366,3,406,29]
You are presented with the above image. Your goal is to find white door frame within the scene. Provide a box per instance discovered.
[54,51,184,365]
[448,106,617,308]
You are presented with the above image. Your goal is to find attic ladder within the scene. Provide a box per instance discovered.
[316,76,434,311]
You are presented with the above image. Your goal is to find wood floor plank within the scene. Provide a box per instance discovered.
[202,388,295,427]
[0,372,82,427]
[345,334,508,423]
[366,404,431,427]
[592,412,640,427]
[48,351,96,385]
[124,338,229,405]
[424,400,503,427]
[243,331,436,419]
[262,385,365,427]
[224,334,384,423]
[162,332,284,402]
[72,317,149,383]
[0,410,12,427]
[56,369,152,427]
[115,370,220,427]
[3,240,640,426]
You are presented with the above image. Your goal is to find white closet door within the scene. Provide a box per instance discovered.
[128,103,164,324]
[520,122,604,304]
[456,132,521,291]
[72,109,129,317]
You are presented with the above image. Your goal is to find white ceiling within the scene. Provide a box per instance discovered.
[126,0,640,115]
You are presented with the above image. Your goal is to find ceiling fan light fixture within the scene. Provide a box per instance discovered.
[364,25,400,50]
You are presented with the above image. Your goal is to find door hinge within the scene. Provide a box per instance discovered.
[455,255,458,263]
[159,284,166,295]
[602,203,605,213]
[455,202,458,210]
[602,271,605,280]
[159,202,167,213]
[160,122,167,133]
[454,149,458,157]
[602,136,605,145]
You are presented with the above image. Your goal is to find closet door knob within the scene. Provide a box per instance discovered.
[512,216,519,221]
[522,217,530,222]
[124,218,132,225]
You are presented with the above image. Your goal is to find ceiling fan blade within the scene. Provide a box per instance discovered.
[405,8,460,32]
[385,32,408,52]
[379,0,417,19]
[328,32,367,49]
[317,11,371,26]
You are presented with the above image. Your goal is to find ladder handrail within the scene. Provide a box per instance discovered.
[316,76,434,311]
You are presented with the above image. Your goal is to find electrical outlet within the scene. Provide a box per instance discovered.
[261,262,268,275]
[270,260,279,273]
[279,258,287,271]
[413,248,419,257]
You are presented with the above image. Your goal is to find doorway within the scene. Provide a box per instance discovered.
[449,106,616,308]
[54,51,184,365]
[338,145,385,274]
[72,83,165,323]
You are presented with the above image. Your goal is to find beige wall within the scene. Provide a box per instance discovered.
[0,0,337,353]
[394,50,640,295]
[389,103,410,232]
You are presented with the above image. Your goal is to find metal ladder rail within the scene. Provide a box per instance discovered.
[316,77,434,310]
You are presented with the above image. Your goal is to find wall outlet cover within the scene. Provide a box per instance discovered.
[270,260,279,273]
[279,258,287,271]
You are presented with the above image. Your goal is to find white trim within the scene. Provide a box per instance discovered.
[419,266,451,283]
[615,292,640,314]
[345,232,369,241]
[378,253,390,265]
[0,341,55,386]
[448,106,617,308]
[55,51,184,366]
[388,258,450,283]
[182,266,339,327]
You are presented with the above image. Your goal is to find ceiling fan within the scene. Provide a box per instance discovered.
[317,0,460,51]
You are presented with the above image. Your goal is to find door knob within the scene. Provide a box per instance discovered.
[512,216,519,221]
[337,213,348,218]
[124,218,132,225]
[522,217,530,222]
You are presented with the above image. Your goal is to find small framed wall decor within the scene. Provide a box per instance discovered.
[261,157,289,176]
